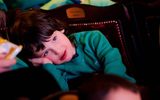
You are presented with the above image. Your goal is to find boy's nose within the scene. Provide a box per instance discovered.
[52,47,62,56]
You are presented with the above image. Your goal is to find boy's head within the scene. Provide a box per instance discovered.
[78,74,141,100]
[11,9,76,64]
[11,9,65,58]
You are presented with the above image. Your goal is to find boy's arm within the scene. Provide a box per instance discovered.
[89,30,136,83]
[28,57,69,90]
[42,63,69,91]
[11,57,28,70]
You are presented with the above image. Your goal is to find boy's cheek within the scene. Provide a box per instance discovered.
[44,57,53,64]
[46,56,53,62]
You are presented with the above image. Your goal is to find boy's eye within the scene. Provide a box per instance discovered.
[53,36,57,41]
[43,50,49,57]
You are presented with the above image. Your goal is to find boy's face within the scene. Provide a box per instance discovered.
[34,30,76,64]
[103,87,141,100]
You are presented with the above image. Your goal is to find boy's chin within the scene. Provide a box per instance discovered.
[63,56,73,63]
[55,55,74,64]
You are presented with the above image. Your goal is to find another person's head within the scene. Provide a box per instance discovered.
[78,74,141,100]
[42,74,141,100]
[11,9,76,64]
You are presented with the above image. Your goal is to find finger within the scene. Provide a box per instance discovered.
[0,53,6,58]
[29,57,52,65]
[0,59,16,68]
[33,63,40,67]
[29,58,44,64]
[0,67,11,73]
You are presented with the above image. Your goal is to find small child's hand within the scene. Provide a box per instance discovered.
[0,53,16,73]
[29,57,52,67]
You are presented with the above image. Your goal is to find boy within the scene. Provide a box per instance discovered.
[11,9,135,91]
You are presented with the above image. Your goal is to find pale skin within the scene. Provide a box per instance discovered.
[29,30,76,66]
[0,53,16,73]
[103,87,141,100]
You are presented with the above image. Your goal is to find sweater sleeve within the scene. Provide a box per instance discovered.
[11,57,29,70]
[42,63,69,91]
[88,30,136,83]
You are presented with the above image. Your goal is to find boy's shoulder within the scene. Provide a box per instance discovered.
[75,30,102,34]
[68,30,105,45]
[11,57,28,70]
[69,30,103,38]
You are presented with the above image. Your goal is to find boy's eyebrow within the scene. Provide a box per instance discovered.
[40,49,46,57]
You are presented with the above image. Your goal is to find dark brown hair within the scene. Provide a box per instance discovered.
[11,9,67,58]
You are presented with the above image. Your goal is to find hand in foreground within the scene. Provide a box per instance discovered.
[29,57,52,67]
[0,54,16,73]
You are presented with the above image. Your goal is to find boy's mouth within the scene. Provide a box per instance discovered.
[60,50,67,61]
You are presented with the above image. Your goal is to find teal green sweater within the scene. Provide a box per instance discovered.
[42,30,136,91]
[11,58,28,70]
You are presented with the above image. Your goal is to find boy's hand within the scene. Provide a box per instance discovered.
[0,54,16,73]
[29,57,52,67]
